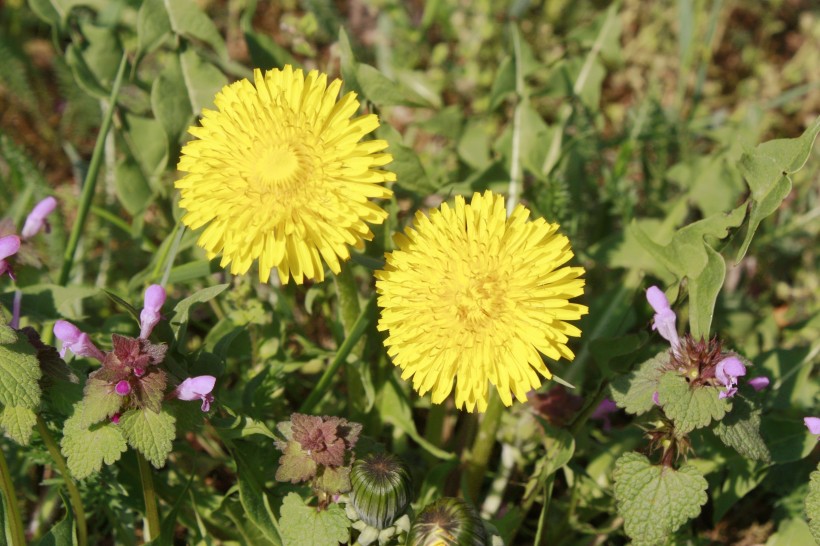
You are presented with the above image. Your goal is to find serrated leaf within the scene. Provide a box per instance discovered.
[613,452,708,546]
[275,440,317,484]
[0,406,37,444]
[120,408,176,468]
[610,352,668,415]
[0,333,42,409]
[79,378,123,427]
[807,463,820,544]
[712,397,770,462]
[658,373,729,435]
[280,493,350,546]
[314,465,352,496]
[61,407,127,479]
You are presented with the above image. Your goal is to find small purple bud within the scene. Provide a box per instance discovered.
[175,375,216,412]
[591,398,618,419]
[111,413,121,425]
[805,417,820,435]
[646,286,680,350]
[652,391,660,405]
[748,376,770,392]
[133,366,146,377]
[21,196,58,239]
[53,320,106,362]
[115,380,131,396]
[139,284,166,339]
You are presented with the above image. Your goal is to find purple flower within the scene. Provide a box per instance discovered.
[175,375,216,412]
[716,356,746,399]
[21,196,57,239]
[646,286,680,351]
[652,391,660,405]
[591,398,619,431]
[748,376,770,392]
[0,235,21,280]
[53,320,106,362]
[805,417,820,436]
[111,413,121,425]
[115,380,132,396]
[139,284,166,339]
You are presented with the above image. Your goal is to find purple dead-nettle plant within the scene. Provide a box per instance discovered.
[174,375,216,412]
[53,320,106,362]
[21,196,58,239]
[805,417,820,436]
[139,284,166,339]
[0,234,21,279]
[646,286,750,397]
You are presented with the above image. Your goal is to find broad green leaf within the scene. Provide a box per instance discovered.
[337,27,362,96]
[170,284,229,347]
[711,457,767,522]
[10,284,98,323]
[736,117,820,261]
[761,416,817,464]
[313,465,352,495]
[610,352,668,415]
[78,22,123,88]
[137,0,172,60]
[0,333,41,409]
[78,378,123,427]
[275,440,317,484]
[120,408,176,468]
[376,124,436,194]
[178,48,228,116]
[31,492,75,546]
[766,518,815,546]
[280,493,350,546]
[712,397,770,462]
[235,447,283,545]
[151,54,194,143]
[613,452,708,546]
[0,406,37,445]
[356,64,429,108]
[115,157,153,215]
[122,114,169,179]
[61,407,127,479]
[489,56,515,111]
[807,463,820,544]
[590,332,648,378]
[658,373,729,435]
[164,0,229,60]
[65,44,109,99]
[687,244,725,339]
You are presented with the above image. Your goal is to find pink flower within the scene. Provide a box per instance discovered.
[175,375,216,412]
[111,413,121,425]
[646,286,679,351]
[0,235,21,280]
[139,284,166,339]
[21,196,57,239]
[590,398,619,431]
[805,417,820,436]
[748,376,770,392]
[53,320,106,362]
[115,380,131,396]
[716,356,746,399]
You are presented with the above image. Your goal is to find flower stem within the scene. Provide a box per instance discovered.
[0,445,25,546]
[57,52,128,286]
[461,391,505,503]
[334,267,366,412]
[36,416,88,546]
[136,452,161,541]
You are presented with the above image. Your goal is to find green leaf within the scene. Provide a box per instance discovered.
[234,447,283,545]
[356,64,429,108]
[658,373,729,435]
[687,244,725,340]
[137,0,172,60]
[761,416,817,464]
[280,493,350,546]
[712,397,770,462]
[165,0,229,60]
[0,406,37,445]
[78,377,124,427]
[61,407,127,479]
[151,54,194,143]
[0,332,42,409]
[65,44,109,99]
[610,352,668,415]
[179,48,228,116]
[170,283,229,347]
[119,408,176,468]
[766,518,816,546]
[115,157,153,215]
[807,462,820,544]
[613,452,708,546]
[337,27,362,96]
[376,124,436,194]
[314,465,352,496]
[275,440,317,483]
[122,114,169,178]
[31,492,75,546]
[736,116,820,261]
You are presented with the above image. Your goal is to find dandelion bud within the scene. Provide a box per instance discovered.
[350,453,412,529]
[406,498,488,546]
[21,196,57,239]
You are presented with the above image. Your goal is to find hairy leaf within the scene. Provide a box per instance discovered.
[807,462,820,544]
[61,406,127,479]
[275,440,317,484]
[610,352,668,415]
[120,408,176,468]
[0,406,37,444]
[712,397,770,462]
[280,493,350,546]
[658,373,729,435]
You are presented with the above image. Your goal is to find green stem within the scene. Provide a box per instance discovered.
[58,52,128,286]
[534,476,556,546]
[462,391,505,503]
[36,416,88,546]
[136,453,161,541]
[424,402,447,449]
[0,445,25,546]
[299,297,375,414]
[334,266,366,412]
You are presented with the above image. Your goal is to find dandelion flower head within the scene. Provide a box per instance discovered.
[376,191,588,412]
[176,65,395,284]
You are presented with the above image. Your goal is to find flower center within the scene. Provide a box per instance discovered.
[444,263,508,333]
[252,142,305,187]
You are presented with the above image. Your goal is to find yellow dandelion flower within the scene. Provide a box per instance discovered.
[176,65,395,284]
[375,191,588,412]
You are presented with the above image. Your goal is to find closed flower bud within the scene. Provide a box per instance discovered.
[407,497,488,546]
[350,452,412,529]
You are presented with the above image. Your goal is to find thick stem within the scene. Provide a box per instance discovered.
[57,52,128,286]
[333,267,366,412]
[136,453,161,541]
[0,446,26,546]
[461,391,505,503]
[36,416,88,546]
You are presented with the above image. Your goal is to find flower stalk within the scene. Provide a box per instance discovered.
[0,445,26,546]
[137,452,161,541]
[462,391,505,503]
